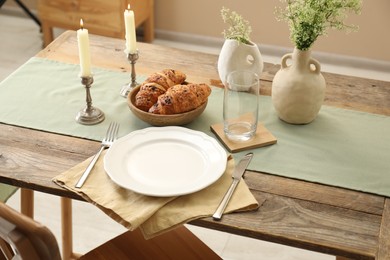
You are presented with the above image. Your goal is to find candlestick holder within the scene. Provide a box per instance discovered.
[120,50,140,98]
[76,75,105,125]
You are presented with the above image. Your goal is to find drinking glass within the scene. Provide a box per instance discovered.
[223,70,259,142]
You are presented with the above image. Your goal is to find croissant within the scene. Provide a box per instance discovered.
[135,69,186,111]
[149,83,211,115]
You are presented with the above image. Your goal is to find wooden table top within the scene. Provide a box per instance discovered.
[1,31,389,260]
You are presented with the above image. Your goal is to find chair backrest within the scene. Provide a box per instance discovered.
[0,201,61,260]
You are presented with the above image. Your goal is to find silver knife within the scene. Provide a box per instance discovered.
[213,152,253,220]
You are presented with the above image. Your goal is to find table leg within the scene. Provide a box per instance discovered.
[20,188,34,218]
[61,197,75,260]
[41,21,54,47]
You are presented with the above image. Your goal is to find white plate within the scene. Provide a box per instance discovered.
[104,126,227,197]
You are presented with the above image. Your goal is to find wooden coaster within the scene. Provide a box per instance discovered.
[210,122,277,153]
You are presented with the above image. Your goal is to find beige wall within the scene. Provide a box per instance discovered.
[5,0,390,62]
[154,0,390,62]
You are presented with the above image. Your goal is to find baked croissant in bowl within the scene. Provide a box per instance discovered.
[130,69,211,125]
[135,69,186,111]
[128,86,209,126]
[149,83,211,115]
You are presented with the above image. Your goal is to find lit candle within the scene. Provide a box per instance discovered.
[77,19,92,77]
[124,4,137,54]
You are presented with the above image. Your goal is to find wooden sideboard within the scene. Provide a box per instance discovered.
[37,0,154,47]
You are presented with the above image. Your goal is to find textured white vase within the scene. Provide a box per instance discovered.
[218,39,263,86]
[272,48,326,124]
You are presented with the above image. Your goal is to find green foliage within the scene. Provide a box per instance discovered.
[275,0,362,50]
[221,7,252,45]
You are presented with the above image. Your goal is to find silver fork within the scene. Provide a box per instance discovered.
[75,122,119,188]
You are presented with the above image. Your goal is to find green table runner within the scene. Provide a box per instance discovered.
[1,57,389,197]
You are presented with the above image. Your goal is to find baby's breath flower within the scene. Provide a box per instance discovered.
[275,0,362,50]
[221,7,252,45]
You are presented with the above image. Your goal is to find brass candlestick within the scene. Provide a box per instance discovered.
[120,50,140,98]
[76,75,105,125]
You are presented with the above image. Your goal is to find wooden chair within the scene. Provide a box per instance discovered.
[37,0,154,47]
[0,201,222,260]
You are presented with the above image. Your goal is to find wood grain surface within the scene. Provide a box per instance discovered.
[1,31,389,259]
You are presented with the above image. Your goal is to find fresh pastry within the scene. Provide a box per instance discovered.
[135,69,186,111]
[149,83,211,115]
[134,83,166,112]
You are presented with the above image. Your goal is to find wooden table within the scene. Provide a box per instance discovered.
[1,31,390,260]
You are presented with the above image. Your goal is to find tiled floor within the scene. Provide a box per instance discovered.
[2,12,387,260]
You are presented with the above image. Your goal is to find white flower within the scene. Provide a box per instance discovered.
[275,0,362,50]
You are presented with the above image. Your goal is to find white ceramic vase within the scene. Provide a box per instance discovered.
[271,48,326,124]
[218,39,263,86]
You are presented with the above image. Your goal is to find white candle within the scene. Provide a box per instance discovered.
[124,4,137,54]
[77,19,92,77]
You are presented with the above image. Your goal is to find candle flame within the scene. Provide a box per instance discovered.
[127,4,130,10]
[80,19,84,30]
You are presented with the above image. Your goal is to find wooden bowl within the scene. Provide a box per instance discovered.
[127,86,208,126]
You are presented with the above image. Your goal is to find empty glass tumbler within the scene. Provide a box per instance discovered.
[223,70,260,142]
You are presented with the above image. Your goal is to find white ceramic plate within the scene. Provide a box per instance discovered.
[104,126,227,197]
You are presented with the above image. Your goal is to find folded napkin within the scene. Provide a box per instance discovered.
[53,150,259,239]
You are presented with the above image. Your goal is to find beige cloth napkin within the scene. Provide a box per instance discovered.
[53,150,259,239]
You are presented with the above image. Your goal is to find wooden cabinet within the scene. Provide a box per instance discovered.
[38,0,154,47]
